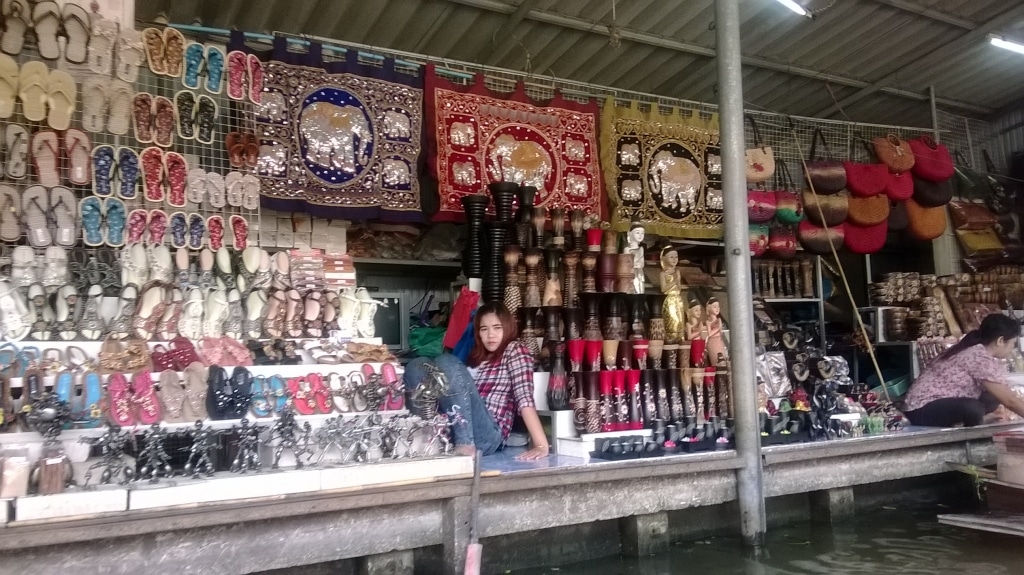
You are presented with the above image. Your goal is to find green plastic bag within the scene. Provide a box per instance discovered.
[409,326,446,358]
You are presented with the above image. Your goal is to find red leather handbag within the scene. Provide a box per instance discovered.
[844,161,888,197]
[909,135,954,182]
[845,220,888,254]
[885,171,914,201]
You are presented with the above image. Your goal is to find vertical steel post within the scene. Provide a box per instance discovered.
[929,85,959,276]
[714,0,766,547]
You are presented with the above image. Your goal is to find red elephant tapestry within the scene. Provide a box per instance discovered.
[425,64,604,222]
[248,39,423,222]
[600,97,723,238]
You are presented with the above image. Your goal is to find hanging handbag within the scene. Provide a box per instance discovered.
[774,162,804,224]
[949,200,997,231]
[804,128,846,194]
[872,133,915,173]
[885,170,914,201]
[745,114,775,183]
[847,194,890,226]
[748,186,777,223]
[888,200,909,231]
[768,222,798,259]
[845,220,888,255]
[750,223,770,256]
[909,135,954,182]
[803,189,849,227]
[912,174,953,207]
[955,228,1005,258]
[953,150,983,199]
[905,197,947,241]
[983,150,1013,215]
[798,220,845,255]
[844,161,888,197]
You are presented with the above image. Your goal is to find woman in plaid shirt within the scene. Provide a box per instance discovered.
[404,303,550,459]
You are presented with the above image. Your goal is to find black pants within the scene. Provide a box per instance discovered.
[904,392,1001,427]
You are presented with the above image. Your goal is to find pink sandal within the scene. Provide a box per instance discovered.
[132,92,154,144]
[287,376,316,415]
[152,96,175,148]
[247,53,264,104]
[382,363,404,410]
[107,373,136,426]
[230,214,248,249]
[308,373,333,414]
[207,215,224,251]
[148,209,168,244]
[164,151,187,207]
[126,208,148,244]
[140,146,164,202]
[226,51,247,101]
[132,371,162,425]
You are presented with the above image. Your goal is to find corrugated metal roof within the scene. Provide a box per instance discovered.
[137,0,1024,126]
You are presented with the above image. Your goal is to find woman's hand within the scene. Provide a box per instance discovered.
[515,445,550,461]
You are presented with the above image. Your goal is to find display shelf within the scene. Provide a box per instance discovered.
[763,297,820,303]
[352,257,462,269]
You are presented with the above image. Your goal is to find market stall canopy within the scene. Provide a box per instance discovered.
[138,0,1024,126]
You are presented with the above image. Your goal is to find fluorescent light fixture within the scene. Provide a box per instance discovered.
[991,36,1024,55]
[775,0,809,17]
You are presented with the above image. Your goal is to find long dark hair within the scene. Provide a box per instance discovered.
[466,303,518,368]
[935,313,1020,362]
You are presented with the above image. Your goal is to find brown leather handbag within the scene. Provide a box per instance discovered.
[888,200,909,232]
[847,194,890,226]
[905,197,947,241]
[803,189,849,227]
[949,200,997,230]
[873,133,916,173]
[798,220,845,254]
[912,174,953,207]
[804,128,846,194]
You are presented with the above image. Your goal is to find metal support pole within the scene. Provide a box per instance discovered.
[928,85,959,276]
[714,0,766,547]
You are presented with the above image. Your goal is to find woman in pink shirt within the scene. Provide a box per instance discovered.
[904,314,1024,427]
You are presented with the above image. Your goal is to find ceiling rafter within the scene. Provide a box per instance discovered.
[815,2,1024,118]
[870,0,976,30]
[444,0,991,115]
[477,0,543,64]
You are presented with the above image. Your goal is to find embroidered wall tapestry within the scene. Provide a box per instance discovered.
[250,39,423,222]
[425,64,604,222]
[600,97,723,238]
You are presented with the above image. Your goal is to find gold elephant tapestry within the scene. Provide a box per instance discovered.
[600,98,723,238]
[425,64,604,222]
[253,43,423,222]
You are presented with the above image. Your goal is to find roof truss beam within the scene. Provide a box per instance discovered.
[870,0,976,30]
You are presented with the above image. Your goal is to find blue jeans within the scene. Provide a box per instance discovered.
[403,354,504,455]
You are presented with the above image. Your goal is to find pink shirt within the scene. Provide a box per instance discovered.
[904,344,1008,411]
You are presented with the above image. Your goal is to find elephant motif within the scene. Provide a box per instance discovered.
[565,173,589,198]
[565,138,586,161]
[619,143,641,166]
[488,134,552,189]
[299,102,373,174]
[707,153,722,175]
[257,143,288,176]
[648,150,701,213]
[449,122,475,147]
[255,91,288,123]
[620,179,642,201]
[453,161,477,186]
[706,187,724,211]
[381,159,411,187]
[383,110,411,139]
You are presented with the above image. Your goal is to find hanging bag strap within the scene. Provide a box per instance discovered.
[808,127,834,161]
[746,114,766,150]
[775,160,795,191]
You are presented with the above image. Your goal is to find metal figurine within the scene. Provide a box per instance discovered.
[424,413,454,455]
[379,415,403,459]
[340,416,375,464]
[182,420,226,478]
[231,417,266,473]
[137,423,174,483]
[402,417,430,458]
[410,363,450,419]
[24,392,72,443]
[79,423,135,487]
[312,416,346,465]
[266,407,313,469]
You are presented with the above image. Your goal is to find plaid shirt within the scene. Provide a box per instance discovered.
[475,342,535,440]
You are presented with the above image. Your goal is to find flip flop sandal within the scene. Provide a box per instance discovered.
[186,168,207,204]
[0,0,30,56]
[263,289,286,338]
[54,370,73,421]
[41,245,68,287]
[60,2,90,65]
[30,129,59,188]
[106,372,136,425]
[213,246,235,291]
[226,132,246,167]
[271,251,291,289]
[158,371,187,424]
[164,151,188,207]
[0,282,30,342]
[174,89,196,140]
[45,69,76,131]
[23,185,51,247]
[50,186,77,247]
[133,372,162,425]
[287,376,317,415]
[284,289,303,338]
[194,94,217,145]
[117,146,140,199]
[244,134,260,168]
[104,197,127,247]
[30,1,60,60]
[224,290,243,340]
[53,284,78,340]
[0,54,18,118]
[382,363,405,410]
[157,288,183,340]
[133,281,167,340]
[206,45,225,94]
[64,128,91,185]
[4,123,27,178]
[303,291,323,338]
[140,146,165,202]
[178,290,204,340]
[106,79,133,135]
[249,376,273,418]
[308,373,333,414]
[169,211,188,249]
[148,209,168,245]
[79,196,103,246]
[17,61,47,122]
[141,27,165,75]
[27,283,52,340]
[114,27,144,81]
[132,91,155,144]
[126,208,148,244]
[149,245,173,283]
[182,362,209,419]
[90,17,119,76]
[206,170,226,207]
[77,284,105,340]
[226,50,247,100]
[162,27,186,78]
[181,42,205,90]
[198,246,214,290]
[91,143,115,196]
[266,375,287,414]
[230,215,249,250]
[79,370,104,427]
[202,289,227,338]
[0,185,18,241]
[247,53,264,104]
[151,95,176,148]
[243,289,266,339]
[207,215,225,251]
[187,213,205,250]
[225,171,243,205]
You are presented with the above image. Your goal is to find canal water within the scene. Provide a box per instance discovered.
[511,503,1023,574]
